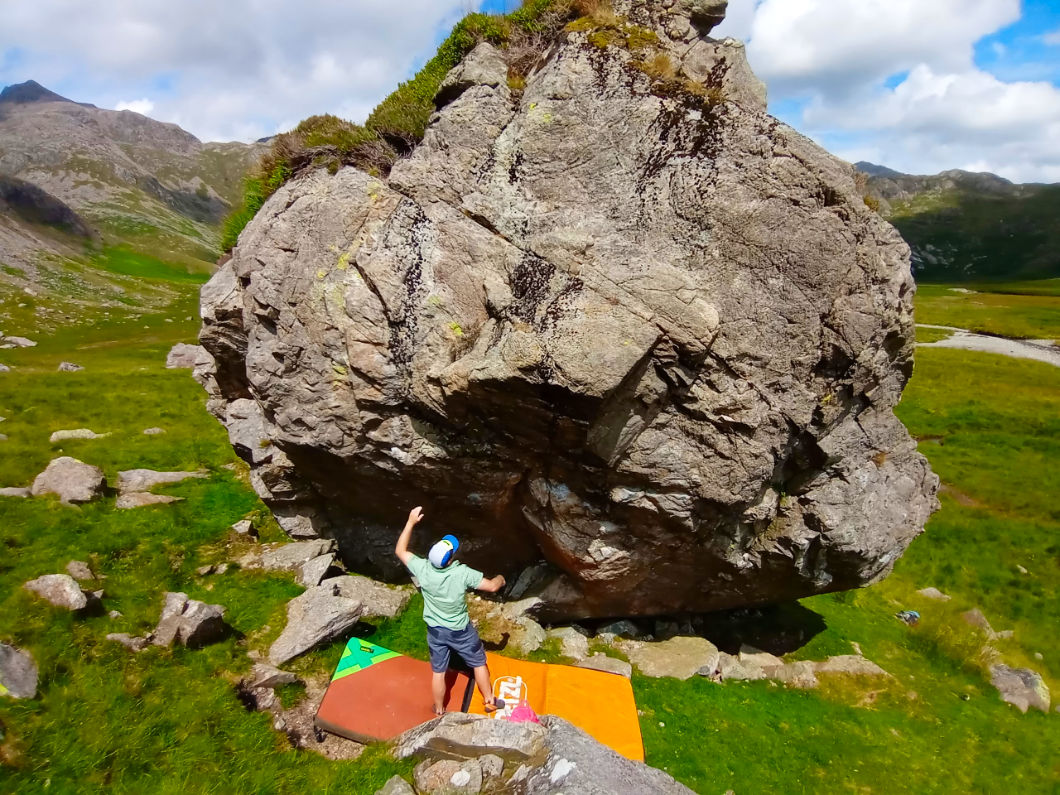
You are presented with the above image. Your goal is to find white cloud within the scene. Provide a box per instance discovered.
[725,0,1060,182]
[115,98,155,116]
[1044,28,1060,45]
[0,0,472,142]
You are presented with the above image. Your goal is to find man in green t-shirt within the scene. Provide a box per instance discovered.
[395,506,506,715]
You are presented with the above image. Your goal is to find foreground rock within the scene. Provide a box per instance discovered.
[57,362,84,372]
[197,0,938,619]
[23,573,100,611]
[166,343,210,369]
[0,644,38,699]
[1,335,35,348]
[268,580,363,664]
[990,665,1051,713]
[393,712,692,794]
[30,456,106,504]
[152,592,228,648]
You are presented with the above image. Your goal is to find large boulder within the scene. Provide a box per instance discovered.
[30,457,106,504]
[198,0,937,620]
[990,664,1050,713]
[166,343,210,369]
[393,712,692,794]
[0,643,38,699]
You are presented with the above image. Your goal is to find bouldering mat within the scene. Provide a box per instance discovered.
[467,652,644,761]
[314,639,473,743]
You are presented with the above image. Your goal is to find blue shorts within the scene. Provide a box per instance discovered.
[426,623,487,673]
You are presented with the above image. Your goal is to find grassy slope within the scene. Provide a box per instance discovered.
[888,184,1060,282]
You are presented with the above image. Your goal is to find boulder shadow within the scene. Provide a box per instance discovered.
[697,602,827,655]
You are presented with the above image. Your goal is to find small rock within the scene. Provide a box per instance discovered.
[248,663,301,690]
[961,609,997,638]
[1033,652,1043,661]
[813,655,892,678]
[0,364,10,373]
[65,560,95,580]
[374,776,415,795]
[116,469,207,493]
[142,427,166,435]
[597,619,643,639]
[196,565,216,576]
[231,519,255,536]
[326,574,412,620]
[0,643,38,699]
[414,759,467,794]
[3,336,35,347]
[57,362,84,372]
[49,428,110,444]
[298,553,335,587]
[23,573,94,611]
[989,664,1051,713]
[260,540,335,572]
[917,587,951,601]
[1016,564,1028,574]
[268,583,362,664]
[620,636,720,680]
[215,563,229,575]
[0,487,31,498]
[31,456,106,504]
[151,592,228,649]
[738,645,784,668]
[478,754,505,782]
[547,626,590,661]
[116,492,182,509]
[106,633,149,652]
[574,653,632,679]
[0,434,6,441]
[717,652,766,682]
[166,343,210,369]
[109,610,123,619]
[765,661,819,689]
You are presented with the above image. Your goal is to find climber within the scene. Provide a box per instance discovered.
[394,505,506,715]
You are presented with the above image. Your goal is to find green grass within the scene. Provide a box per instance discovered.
[2,277,1059,792]
[91,246,212,284]
[915,283,1060,339]
[0,305,413,792]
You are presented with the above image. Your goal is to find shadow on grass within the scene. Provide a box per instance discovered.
[697,601,827,655]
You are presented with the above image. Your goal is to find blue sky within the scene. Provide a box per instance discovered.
[2,0,1058,181]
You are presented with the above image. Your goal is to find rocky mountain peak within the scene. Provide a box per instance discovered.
[0,79,87,107]
[198,2,938,620]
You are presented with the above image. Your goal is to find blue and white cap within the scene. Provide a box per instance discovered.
[428,534,459,568]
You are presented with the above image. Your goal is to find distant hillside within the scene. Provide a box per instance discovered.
[856,162,1060,282]
[0,80,263,268]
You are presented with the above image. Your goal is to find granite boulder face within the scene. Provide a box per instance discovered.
[198,0,938,621]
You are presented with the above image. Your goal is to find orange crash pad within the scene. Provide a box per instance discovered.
[467,652,644,762]
[314,639,472,743]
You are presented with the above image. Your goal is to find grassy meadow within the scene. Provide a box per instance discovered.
[0,274,1057,793]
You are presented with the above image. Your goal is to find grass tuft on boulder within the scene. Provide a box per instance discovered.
[220,0,581,252]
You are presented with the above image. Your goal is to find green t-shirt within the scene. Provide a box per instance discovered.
[406,554,484,630]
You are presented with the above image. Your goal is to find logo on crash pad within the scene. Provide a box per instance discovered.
[492,675,528,719]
